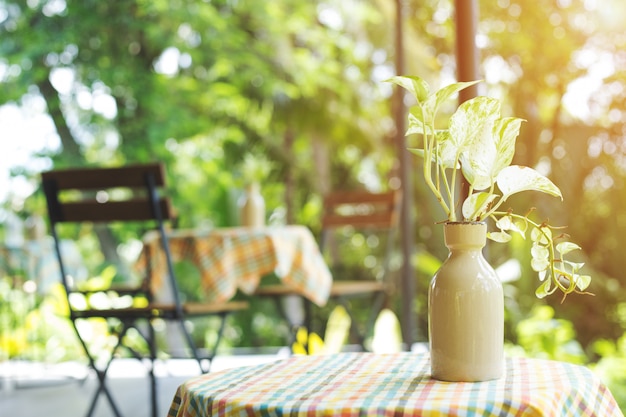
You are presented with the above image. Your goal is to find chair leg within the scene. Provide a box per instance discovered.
[269,295,308,351]
[85,367,122,417]
[119,319,160,417]
[177,318,211,374]
[71,319,125,417]
[304,298,313,354]
[201,312,229,372]
[147,319,158,417]
[333,291,387,352]
[364,291,387,344]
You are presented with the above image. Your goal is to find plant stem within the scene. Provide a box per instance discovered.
[490,211,571,296]
[423,123,451,218]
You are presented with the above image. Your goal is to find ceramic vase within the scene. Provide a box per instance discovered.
[238,182,265,227]
[428,221,504,382]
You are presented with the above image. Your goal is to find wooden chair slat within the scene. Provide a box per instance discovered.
[58,198,172,223]
[41,163,165,190]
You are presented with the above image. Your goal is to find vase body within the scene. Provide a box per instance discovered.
[428,222,504,382]
[238,183,265,227]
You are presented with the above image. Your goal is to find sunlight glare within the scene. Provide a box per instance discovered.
[0,103,58,203]
[563,77,597,121]
[50,67,74,95]
[154,47,180,76]
[562,49,614,122]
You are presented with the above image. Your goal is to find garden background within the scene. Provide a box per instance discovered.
[1,0,625,411]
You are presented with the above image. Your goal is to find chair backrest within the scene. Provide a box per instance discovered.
[320,189,401,283]
[42,163,171,224]
[322,190,401,230]
[41,163,180,311]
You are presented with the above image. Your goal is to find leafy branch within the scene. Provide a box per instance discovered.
[387,75,593,301]
[488,211,592,301]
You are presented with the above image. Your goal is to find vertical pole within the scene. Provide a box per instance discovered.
[394,0,416,349]
[455,0,480,101]
[454,0,480,202]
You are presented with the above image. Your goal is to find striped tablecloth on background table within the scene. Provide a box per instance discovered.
[168,352,624,417]
[138,225,332,306]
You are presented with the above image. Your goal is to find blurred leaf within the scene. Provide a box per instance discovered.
[324,305,350,354]
[371,309,402,354]
[414,250,442,276]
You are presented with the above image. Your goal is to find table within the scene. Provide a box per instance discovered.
[167,352,624,417]
[138,225,332,306]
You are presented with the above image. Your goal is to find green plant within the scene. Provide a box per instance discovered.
[591,333,626,413]
[513,305,586,364]
[239,153,273,185]
[387,75,592,301]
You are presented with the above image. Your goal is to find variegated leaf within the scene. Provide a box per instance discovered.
[496,165,562,200]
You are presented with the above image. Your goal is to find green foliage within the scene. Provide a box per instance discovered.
[390,74,560,221]
[0,277,82,362]
[513,305,587,364]
[510,305,626,413]
[389,75,591,301]
[0,2,625,391]
[238,154,273,184]
[591,334,626,413]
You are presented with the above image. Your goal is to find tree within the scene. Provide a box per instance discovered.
[0,0,398,347]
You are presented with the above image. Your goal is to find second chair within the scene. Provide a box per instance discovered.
[255,189,401,351]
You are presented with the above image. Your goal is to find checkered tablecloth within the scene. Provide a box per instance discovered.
[138,225,332,306]
[167,352,624,417]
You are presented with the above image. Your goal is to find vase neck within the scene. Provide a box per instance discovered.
[245,182,260,193]
[444,222,487,250]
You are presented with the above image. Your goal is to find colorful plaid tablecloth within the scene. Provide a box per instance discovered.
[138,225,332,306]
[167,352,624,417]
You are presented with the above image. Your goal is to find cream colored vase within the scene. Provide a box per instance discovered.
[428,222,504,382]
[238,182,265,227]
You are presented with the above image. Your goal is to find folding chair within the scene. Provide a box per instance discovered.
[41,163,248,417]
[255,189,401,351]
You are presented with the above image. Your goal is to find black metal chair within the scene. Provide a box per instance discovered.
[41,163,248,417]
[255,189,401,351]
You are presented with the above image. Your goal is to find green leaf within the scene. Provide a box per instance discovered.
[408,148,425,159]
[452,97,501,190]
[395,77,481,135]
[406,110,430,135]
[593,339,616,357]
[496,165,563,200]
[460,122,497,190]
[538,269,547,282]
[531,226,552,244]
[415,250,443,276]
[462,192,498,220]
[514,218,529,234]
[490,117,524,169]
[575,274,591,291]
[436,130,460,169]
[531,244,549,261]
[409,144,450,166]
[563,261,585,272]
[487,231,512,242]
[386,75,430,103]
[495,215,512,230]
[428,79,482,116]
[450,96,500,147]
[556,242,581,256]
[531,257,550,272]
[409,132,459,169]
[535,279,552,298]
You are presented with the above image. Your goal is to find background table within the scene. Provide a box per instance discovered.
[168,352,624,417]
[138,225,332,306]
